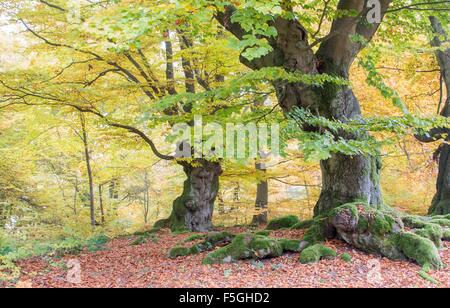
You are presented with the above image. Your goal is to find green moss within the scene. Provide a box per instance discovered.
[184,234,207,243]
[333,203,397,236]
[168,246,191,258]
[369,211,395,236]
[402,216,428,229]
[169,231,235,259]
[357,215,369,232]
[392,232,443,269]
[279,239,303,252]
[419,264,438,284]
[251,236,283,257]
[255,230,271,236]
[203,234,283,265]
[131,236,147,246]
[291,219,315,230]
[429,199,450,216]
[415,224,443,248]
[299,244,336,264]
[429,218,450,228]
[442,228,450,240]
[330,203,360,220]
[266,215,300,230]
[303,218,328,244]
[370,155,382,184]
[340,253,352,263]
[206,232,234,244]
[133,227,160,237]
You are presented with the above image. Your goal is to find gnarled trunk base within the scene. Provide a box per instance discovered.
[304,203,449,269]
[315,154,383,216]
[155,160,222,232]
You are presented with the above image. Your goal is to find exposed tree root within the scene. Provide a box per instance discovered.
[167,204,450,270]
[265,215,300,230]
[169,232,235,258]
[202,234,305,265]
[302,203,450,269]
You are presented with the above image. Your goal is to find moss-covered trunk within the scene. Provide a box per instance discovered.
[426,17,450,215]
[155,159,222,232]
[429,144,450,215]
[315,148,383,216]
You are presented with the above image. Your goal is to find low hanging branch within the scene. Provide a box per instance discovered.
[0,81,175,161]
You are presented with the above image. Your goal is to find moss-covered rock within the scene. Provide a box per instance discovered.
[203,234,284,265]
[279,239,306,252]
[392,232,443,269]
[168,246,191,258]
[266,215,300,230]
[299,244,337,264]
[206,231,235,245]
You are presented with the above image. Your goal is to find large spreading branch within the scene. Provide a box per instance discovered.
[0,81,175,161]
[316,0,393,74]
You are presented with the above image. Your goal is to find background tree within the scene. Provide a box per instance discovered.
[416,16,450,215]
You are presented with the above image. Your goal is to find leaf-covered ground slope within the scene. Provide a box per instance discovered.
[2,228,450,288]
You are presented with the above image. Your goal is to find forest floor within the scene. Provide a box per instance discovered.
[2,227,450,288]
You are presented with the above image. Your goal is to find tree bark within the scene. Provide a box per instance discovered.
[216,1,391,220]
[416,16,450,215]
[252,162,269,225]
[79,113,96,228]
[429,144,450,215]
[211,1,450,268]
[155,159,223,232]
[98,184,105,224]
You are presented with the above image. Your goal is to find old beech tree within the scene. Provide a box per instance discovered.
[199,0,450,268]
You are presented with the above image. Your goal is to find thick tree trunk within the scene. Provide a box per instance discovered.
[155,159,222,232]
[276,80,384,217]
[252,162,269,225]
[429,144,450,215]
[426,17,450,215]
[213,1,449,268]
[315,154,383,215]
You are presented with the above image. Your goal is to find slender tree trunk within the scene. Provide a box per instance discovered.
[217,191,225,214]
[99,184,105,224]
[143,171,150,224]
[80,113,96,227]
[252,162,269,225]
[164,33,177,96]
[155,159,222,232]
[73,178,78,215]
